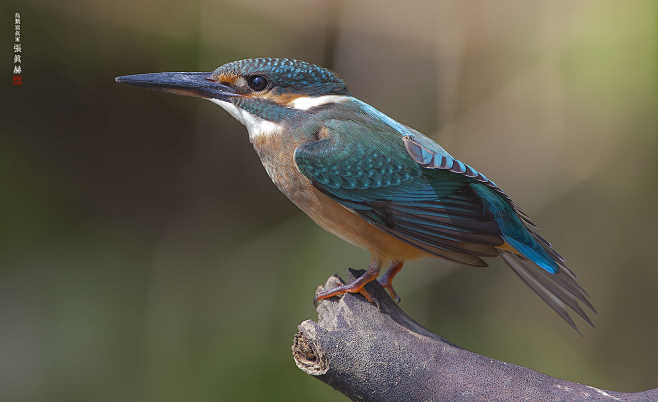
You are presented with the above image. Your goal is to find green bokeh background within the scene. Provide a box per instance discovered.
[2,1,657,401]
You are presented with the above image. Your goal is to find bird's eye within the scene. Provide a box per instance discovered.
[248,75,268,91]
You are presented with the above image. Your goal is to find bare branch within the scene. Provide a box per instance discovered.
[292,269,657,401]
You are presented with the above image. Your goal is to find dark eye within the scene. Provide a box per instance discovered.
[248,75,268,91]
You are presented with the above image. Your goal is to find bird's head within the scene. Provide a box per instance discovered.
[115,58,350,138]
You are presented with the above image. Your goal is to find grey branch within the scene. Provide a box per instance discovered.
[291,269,657,401]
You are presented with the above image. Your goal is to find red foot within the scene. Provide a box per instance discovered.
[377,261,404,303]
[314,269,379,303]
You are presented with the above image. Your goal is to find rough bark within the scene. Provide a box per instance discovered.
[292,269,657,401]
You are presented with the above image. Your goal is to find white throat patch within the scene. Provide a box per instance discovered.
[288,95,351,110]
[208,99,282,142]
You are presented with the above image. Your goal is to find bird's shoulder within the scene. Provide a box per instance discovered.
[293,101,423,192]
[294,97,500,195]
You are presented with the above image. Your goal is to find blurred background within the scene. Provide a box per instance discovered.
[2,0,657,401]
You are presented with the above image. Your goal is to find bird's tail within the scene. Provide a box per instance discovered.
[470,183,595,330]
[500,249,595,332]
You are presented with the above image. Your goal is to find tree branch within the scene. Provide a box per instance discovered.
[292,269,657,401]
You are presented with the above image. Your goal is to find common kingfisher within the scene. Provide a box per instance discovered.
[116,58,594,330]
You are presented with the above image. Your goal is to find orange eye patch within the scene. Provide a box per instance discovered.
[213,72,240,85]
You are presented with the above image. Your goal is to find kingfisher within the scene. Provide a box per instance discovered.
[115,57,594,330]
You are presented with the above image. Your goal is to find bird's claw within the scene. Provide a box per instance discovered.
[378,278,401,303]
[314,269,378,304]
[377,261,404,303]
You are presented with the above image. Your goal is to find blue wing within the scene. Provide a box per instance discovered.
[295,118,503,267]
[294,100,594,329]
[401,133,595,329]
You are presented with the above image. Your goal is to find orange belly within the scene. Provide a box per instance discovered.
[251,133,431,263]
[304,187,432,261]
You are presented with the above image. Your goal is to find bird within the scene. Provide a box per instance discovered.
[115,57,594,330]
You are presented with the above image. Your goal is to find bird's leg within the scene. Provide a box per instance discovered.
[314,259,381,303]
[378,260,404,303]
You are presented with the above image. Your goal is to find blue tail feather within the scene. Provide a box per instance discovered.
[470,183,558,274]
[504,237,558,274]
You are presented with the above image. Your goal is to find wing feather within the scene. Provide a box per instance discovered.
[295,118,501,265]
[294,105,594,329]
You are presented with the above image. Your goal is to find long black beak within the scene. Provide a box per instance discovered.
[114,72,237,101]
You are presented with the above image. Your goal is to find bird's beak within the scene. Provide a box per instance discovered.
[114,72,237,101]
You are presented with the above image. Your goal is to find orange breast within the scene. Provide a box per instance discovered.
[251,132,431,263]
[305,187,432,261]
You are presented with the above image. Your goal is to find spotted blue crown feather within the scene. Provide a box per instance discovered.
[213,57,350,96]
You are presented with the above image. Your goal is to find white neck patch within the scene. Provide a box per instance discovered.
[288,95,351,110]
[208,99,283,142]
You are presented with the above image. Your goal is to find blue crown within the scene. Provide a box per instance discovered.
[213,58,349,96]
